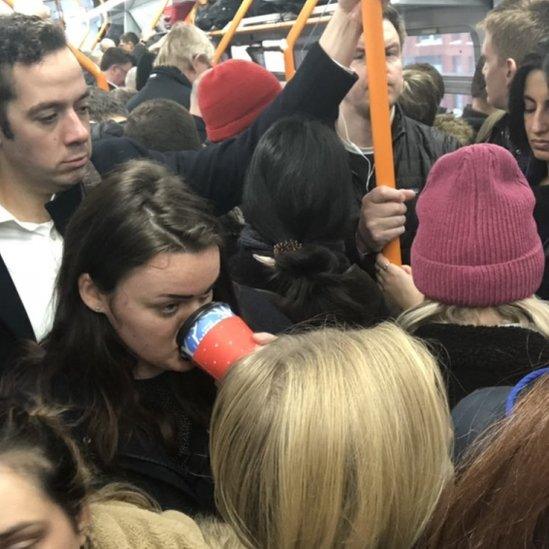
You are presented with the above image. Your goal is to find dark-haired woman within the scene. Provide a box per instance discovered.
[508,44,549,298]
[231,117,388,327]
[2,160,288,515]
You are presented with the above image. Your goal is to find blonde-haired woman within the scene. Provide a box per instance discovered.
[210,323,452,549]
[377,144,549,408]
[128,22,214,112]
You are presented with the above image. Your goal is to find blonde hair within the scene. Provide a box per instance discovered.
[398,296,549,336]
[481,0,549,65]
[211,323,452,549]
[195,516,244,548]
[154,22,214,71]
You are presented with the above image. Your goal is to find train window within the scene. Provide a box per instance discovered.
[403,32,475,76]
[403,31,477,115]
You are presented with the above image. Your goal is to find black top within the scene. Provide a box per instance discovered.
[415,323,549,407]
[127,65,193,112]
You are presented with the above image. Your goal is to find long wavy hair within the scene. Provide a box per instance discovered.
[3,160,235,466]
[211,324,452,549]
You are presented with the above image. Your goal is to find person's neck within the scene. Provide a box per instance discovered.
[336,104,395,149]
[133,359,164,380]
[0,169,52,223]
[471,97,497,117]
[336,103,373,149]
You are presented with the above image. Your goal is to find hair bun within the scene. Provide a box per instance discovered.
[274,244,347,279]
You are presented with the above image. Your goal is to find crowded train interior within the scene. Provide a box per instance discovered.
[0,0,547,547]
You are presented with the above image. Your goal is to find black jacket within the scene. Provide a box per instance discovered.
[93,44,357,217]
[127,65,193,112]
[0,44,356,373]
[414,323,549,408]
[349,105,460,263]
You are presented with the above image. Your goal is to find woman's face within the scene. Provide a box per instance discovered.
[524,69,549,163]
[0,465,84,549]
[102,247,220,379]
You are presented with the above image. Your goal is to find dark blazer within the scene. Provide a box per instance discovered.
[0,185,84,372]
[127,65,193,112]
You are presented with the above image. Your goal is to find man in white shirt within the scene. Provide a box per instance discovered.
[0,13,90,367]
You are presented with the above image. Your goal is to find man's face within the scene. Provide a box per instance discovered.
[343,20,404,118]
[0,47,91,196]
[482,32,511,110]
[106,62,132,87]
[120,41,135,54]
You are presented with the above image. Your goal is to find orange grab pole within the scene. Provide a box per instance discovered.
[2,0,13,7]
[361,0,401,265]
[283,0,318,81]
[212,0,254,64]
[69,45,109,91]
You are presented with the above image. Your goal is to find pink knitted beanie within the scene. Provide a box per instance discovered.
[411,144,544,306]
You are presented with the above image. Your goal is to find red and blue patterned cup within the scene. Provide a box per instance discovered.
[177,302,256,380]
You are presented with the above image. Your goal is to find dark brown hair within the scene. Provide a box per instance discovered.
[0,13,66,138]
[422,375,549,547]
[0,399,90,530]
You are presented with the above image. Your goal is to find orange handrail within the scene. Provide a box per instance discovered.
[2,0,13,6]
[212,0,254,64]
[362,0,401,265]
[283,0,318,81]
[68,45,109,91]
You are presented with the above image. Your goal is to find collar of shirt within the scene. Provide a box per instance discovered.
[0,201,55,236]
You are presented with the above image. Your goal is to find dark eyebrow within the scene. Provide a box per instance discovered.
[28,90,90,117]
[159,282,217,300]
[0,521,44,541]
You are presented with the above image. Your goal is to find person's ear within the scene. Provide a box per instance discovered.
[505,57,517,85]
[191,54,212,76]
[78,273,109,314]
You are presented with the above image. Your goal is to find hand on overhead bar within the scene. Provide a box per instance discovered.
[319,0,390,70]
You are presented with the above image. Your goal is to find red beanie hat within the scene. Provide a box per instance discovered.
[198,59,281,142]
[411,144,544,306]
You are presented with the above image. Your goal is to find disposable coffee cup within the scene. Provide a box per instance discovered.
[177,302,256,380]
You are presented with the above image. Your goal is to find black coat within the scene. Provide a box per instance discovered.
[414,323,549,408]
[0,43,356,372]
[349,105,460,264]
[92,43,357,217]
[127,66,193,112]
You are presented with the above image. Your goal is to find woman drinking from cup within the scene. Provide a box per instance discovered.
[2,160,285,515]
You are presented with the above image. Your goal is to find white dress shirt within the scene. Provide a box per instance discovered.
[0,203,63,341]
